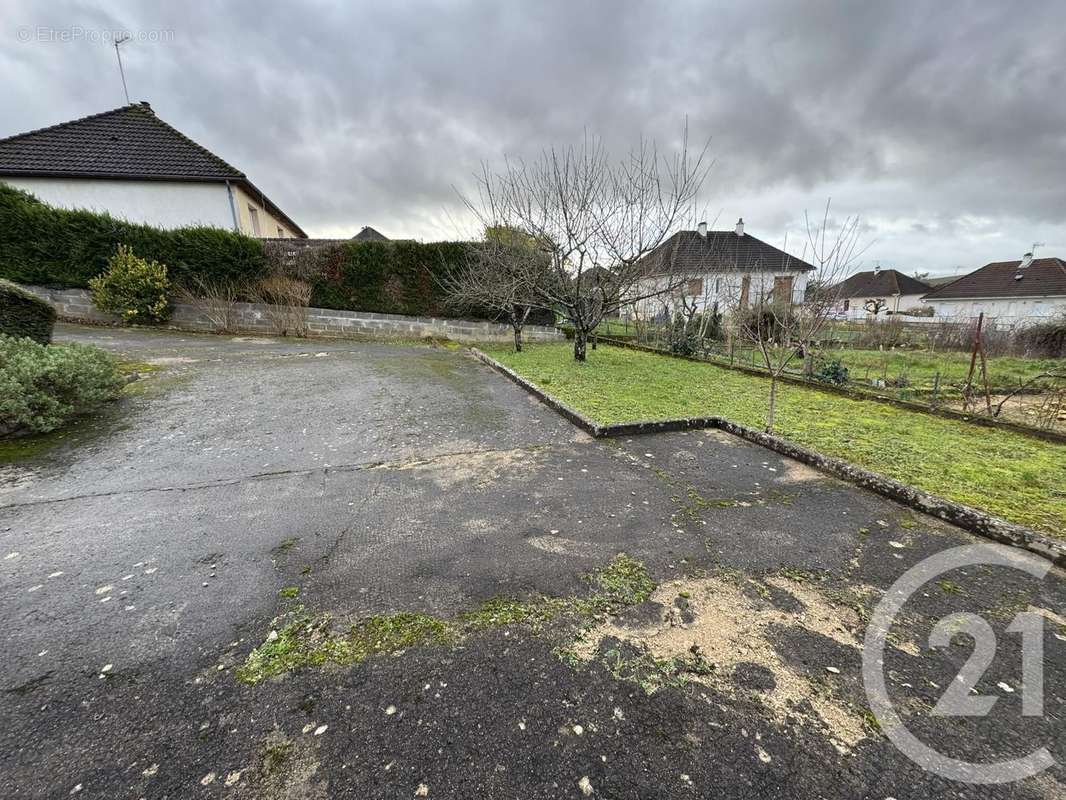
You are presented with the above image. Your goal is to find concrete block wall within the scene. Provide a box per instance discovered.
[22,286,564,344]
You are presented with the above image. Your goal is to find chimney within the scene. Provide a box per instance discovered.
[874,262,881,276]
[1020,251,1034,269]
[697,221,707,238]
[735,218,744,237]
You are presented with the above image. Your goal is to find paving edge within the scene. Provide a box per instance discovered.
[470,347,1066,567]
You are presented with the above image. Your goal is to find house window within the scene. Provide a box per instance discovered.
[843,298,850,311]
[687,278,703,296]
[277,226,284,238]
[248,205,261,236]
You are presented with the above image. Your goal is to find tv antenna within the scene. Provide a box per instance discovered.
[114,34,131,104]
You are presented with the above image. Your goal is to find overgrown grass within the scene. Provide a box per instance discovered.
[486,343,1066,537]
[821,348,1062,388]
[236,554,655,684]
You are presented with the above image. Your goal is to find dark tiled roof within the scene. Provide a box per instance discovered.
[0,103,307,237]
[925,274,966,288]
[834,269,931,298]
[638,230,816,276]
[0,103,243,180]
[352,226,388,241]
[922,258,1066,300]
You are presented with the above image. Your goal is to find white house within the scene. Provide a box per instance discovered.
[0,102,306,238]
[829,267,932,320]
[920,253,1066,324]
[623,219,815,320]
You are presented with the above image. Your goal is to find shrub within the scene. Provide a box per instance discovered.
[0,335,124,435]
[814,358,850,385]
[1016,315,1066,358]
[0,280,56,344]
[173,275,244,334]
[89,245,171,323]
[249,275,312,336]
[0,184,267,289]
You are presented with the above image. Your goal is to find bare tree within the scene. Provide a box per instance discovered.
[725,200,866,433]
[460,128,710,360]
[440,226,551,352]
[863,297,888,315]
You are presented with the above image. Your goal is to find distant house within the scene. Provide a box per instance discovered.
[924,274,966,290]
[0,102,306,238]
[829,267,932,319]
[921,253,1066,323]
[352,226,389,241]
[623,219,816,320]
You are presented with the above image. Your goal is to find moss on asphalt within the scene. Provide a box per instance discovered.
[236,554,655,684]
[485,343,1066,538]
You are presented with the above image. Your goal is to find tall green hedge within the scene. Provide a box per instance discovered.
[308,240,553,324]
[1,184,555,325]
[310,240,468,318]
[0,183,267,288]
[0,280,56,344]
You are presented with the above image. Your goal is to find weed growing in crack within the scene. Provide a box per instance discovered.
[236,554,657,684]
[599,644,715,695]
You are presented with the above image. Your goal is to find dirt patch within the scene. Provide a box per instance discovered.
[574,573,869,752]
[701,429,740,446]
[1029,605,1066,629]
[147,356,199,365]
[374,448,535,489]
[235,730,326,800]
[527,535,600,557]
[781,461,826,483]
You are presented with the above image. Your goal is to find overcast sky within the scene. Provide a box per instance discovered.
[3,1,1063,275]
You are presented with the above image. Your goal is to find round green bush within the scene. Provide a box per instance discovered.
[89,245,171,323]
[0,334,124,436]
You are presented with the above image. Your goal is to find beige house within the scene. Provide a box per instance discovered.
[0,102,306,238]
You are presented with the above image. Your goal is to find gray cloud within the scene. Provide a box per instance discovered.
[2,0,1063,274]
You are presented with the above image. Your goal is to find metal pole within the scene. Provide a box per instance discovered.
[114,35,131,105]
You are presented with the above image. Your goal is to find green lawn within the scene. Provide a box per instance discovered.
[486,343,1066,538]
[821,348,1062,388]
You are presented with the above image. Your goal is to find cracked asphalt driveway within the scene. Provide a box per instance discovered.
[1,324,1064,799]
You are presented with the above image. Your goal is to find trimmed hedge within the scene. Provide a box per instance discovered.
[0,183,267,289]
[0,280,56,344]
[1,185,556,326]
[311,240,467,317]
[305,240,554,324]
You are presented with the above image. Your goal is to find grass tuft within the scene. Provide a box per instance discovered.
[236,553,658,684]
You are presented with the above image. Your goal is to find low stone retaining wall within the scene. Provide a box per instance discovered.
[22,286,564,345]
[470,347,1066,567]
